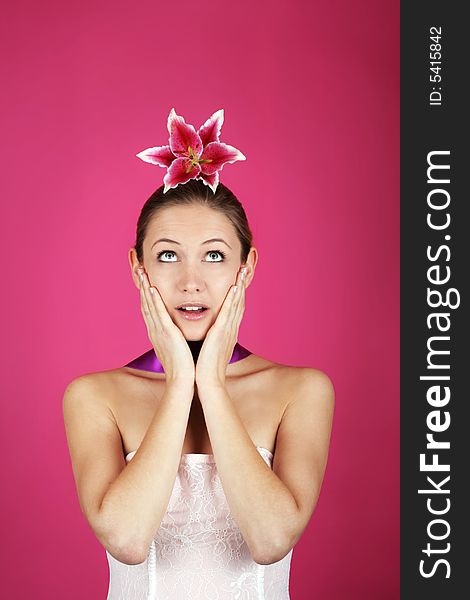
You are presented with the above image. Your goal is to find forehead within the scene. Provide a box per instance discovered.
[146,204,238,242]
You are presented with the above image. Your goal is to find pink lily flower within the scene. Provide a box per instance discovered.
[136,108,246,193]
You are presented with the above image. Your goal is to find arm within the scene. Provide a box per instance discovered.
[197,367,335,565]
[62,374,194,565]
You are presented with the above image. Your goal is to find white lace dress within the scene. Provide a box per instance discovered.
[106,446,293,599]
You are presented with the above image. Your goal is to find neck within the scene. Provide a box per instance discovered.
[123,340,251,374]
[187,339,204,363]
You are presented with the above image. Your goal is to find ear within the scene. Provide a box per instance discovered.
[242,247,258,288]
[128,247,142,290]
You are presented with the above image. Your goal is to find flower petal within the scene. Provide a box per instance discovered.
[198,171,219,193]
[199,142,246,176]
[197,109,224,147]
[163,157,201,193]
[167,107,203,159]
[136,145,174,167]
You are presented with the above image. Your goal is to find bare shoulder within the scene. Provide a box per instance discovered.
[285,366,335,412]
[292,366,335,401]
[63,372,101,404]
[249,355,335,405]
[62,369,126,411]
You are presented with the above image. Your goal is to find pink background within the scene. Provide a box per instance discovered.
[1,1,399,598]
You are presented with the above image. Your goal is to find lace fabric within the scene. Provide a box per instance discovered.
[106,446,292,599]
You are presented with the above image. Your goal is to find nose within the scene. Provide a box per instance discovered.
[179,265,205,293]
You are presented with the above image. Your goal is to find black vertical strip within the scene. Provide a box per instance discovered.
[401,3,467,598]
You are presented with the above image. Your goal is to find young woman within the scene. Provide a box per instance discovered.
[63,111,334,599]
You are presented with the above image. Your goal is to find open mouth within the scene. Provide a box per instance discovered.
[176,306,209,320]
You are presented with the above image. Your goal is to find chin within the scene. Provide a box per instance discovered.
[178,324,209,342]
[173,309,217,340]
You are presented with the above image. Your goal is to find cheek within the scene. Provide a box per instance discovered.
[149,274,172,299]
[149,265,172,283]
[213,281,235,310]
[214,275,234,294]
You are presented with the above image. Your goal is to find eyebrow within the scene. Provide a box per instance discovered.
[151,237,232,250]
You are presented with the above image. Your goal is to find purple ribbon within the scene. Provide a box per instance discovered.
[124,341,252,373]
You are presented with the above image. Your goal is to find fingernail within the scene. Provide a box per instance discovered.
[150,287,154,295]
[233,286,238,293]
[139,272,143,281]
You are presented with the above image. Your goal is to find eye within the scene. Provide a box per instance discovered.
[156,250,177,262]
[156,249,227,262]
[206,250,226,262]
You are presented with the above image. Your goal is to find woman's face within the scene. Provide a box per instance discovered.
[129,203,256,340]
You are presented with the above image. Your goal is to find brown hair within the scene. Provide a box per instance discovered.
[134,179,253,264]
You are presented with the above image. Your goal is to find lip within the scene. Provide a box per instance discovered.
[175,303,210,321]
[176,302,209,309]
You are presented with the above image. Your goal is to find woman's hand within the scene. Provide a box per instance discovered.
[195,266,247,389]
[138,266,195,386]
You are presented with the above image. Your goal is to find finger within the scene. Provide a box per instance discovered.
[147,281,174,328]
[237,269,247,312]
[217,272,246,331]
[214,272,240,326]
[141,270,171,333]
[139,267,177,332]
[231,269,246,334]
[139,272,158,331]
[231,267,246,315]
